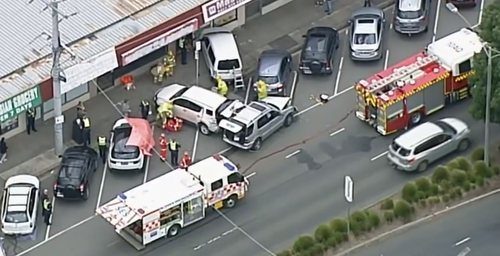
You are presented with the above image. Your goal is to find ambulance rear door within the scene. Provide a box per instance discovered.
[96,197,141,232]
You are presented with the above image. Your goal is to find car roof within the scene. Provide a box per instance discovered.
[394,122,443,148]
[354,22,377,34]
[306,26,337,36]
[204,29,240,61]
[398,0,422,11]
[64,146,96,157]
[232,105,265,124]
[183,86,227,108]
[351,7,384,19]
[258,52,285,76]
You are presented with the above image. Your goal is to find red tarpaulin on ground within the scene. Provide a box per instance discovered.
[126,118,154,156]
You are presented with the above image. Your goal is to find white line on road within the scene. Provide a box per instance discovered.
[384,50,390,70]
[334,57,344,95]
[192,129,200,161]
[285,150,301,159]
[371,151,388,161]
[95,158,108,211]
[454,237,471,246]
[329,127,345,137]
[246,172,256,178]
[432,0,441,43]
[289,71,298,99]
[478,0,484,25]
[457,247,471,256]
[45,195,56,240]
[295,85,354,116]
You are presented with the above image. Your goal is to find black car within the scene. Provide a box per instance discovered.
[254,50,293,96]
[54,146,97,200]
[299,26,339,75]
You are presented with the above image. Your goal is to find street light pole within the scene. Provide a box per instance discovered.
[51,0,64,156]
[485,45,492,165]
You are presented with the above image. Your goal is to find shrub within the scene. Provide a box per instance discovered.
[293,236,316,253]
[380,199,394,210]
[462,180,471,192]
[439,180,452,194]
[415,177,432,193]
[474,161,492,178]
[276,250,292,256]
[471,184,477,190]
[325,237,337,249]
[308,243,325,256]
[314,225,333,244]
[393,200,413,220]
[329,218,348,233]
[332,232,347,244]
[451,169,467,186]
[449,189,457,200]
[446,160,459,171]
[492,165,500,176]
[350,211,369,231]
[427,196,440,206]
[402,182,418,202]
[442,194,450,203]
[432,166,450,184]
[455,187,463,198]
[419,199,427,207]
[476,176,485,187]
[471,147,485,162]
[467,171,477,183]
[416,191,427,200]
[383,211,394,223]
[428,184,440,197]
[367,211,381,229]
[456,157,472,172]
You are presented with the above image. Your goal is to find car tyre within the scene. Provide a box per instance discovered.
[417,161,428,172]
[224,195,238,209]
[167,224,181,237]
[83,187,89,200]
[199,123,211,136]
[457,139,470,151]
[252,138,262,151]
[284,114,294,127]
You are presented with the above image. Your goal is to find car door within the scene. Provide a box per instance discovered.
[431,134,454,159]
[279,58,288,86]
[377,18,384,50]
[173,98,202,124]
[28,188,37,222]
[201,37,213,73]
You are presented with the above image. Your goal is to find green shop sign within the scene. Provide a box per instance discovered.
[0,86,42,122]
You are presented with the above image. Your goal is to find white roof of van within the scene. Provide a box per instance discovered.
[184,86,227,108]
[207,32,240,61]
[189,154,239,184]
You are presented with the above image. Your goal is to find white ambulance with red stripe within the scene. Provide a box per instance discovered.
[95,154,248,250]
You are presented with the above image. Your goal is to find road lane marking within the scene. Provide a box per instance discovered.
[246,172,256,178]
[454,237,471,246]
[95,157,108,211]
[432,0,442,42]
[296,85,353,116]
[192,129,200,161]
[329,127,345,137]
[458,247,471,256]
[285,150,301,159]
[478,0,484,25]
[334,57,344,95]
[290,71,298,100]
[384,50,390,70]
[45,195,56,240]
[371,151,388,161]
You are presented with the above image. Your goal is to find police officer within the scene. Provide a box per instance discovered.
[364,0,371,6]
[42,196,52,225]
[140,100,150,120]
[26,108,37,135]
[80,114,91,146]
[97,135,107,164]
[168,138,181,166]
[179,37,187,65]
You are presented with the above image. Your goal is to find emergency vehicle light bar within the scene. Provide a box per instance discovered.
[367,54,439,93]
[212,154,237,172]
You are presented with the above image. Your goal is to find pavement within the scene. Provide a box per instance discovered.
[0,0,492,255]
[349,193,500,256]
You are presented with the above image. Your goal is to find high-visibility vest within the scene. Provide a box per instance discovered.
[169,141,178,151]
[82,118,90,128]
[43,199,51,211]
[97,136,107,146]
[179,38,185,48]
[142,100,149,106]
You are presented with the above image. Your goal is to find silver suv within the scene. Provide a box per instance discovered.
[219,97,297,151]
[387,118,470,172]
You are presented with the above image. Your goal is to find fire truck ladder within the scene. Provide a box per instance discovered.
[368,54,439,94]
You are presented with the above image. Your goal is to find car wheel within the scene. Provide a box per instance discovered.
[417,161,428,172]
[167,224,181,237]
[199,123,210,136]
[83,187,89,200]
[252,138,262,151]
[457,139,470,151]
[224,195,238,209]
[284,114,294,127]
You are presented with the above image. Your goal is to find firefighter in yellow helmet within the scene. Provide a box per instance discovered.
[216,76,228,97]
[257,80,268,100]
[152,60,165,83]
[157,101,174,128]
[166,51,176,77]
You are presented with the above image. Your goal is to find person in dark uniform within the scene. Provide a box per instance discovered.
[97,135,107,164]
[168,138,181,166]
[42,197,52,225]
[364,0,371,6]
[140,100,150,120]
[179,37,187,65]
[26,108,37,135]
[80,115,91,146]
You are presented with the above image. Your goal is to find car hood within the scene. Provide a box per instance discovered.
[261,96,291,111]
[155,84,186,104]
[220,100,245,119]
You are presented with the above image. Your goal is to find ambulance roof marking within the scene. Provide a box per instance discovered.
[188,155,238,184]
[96,198,140,231]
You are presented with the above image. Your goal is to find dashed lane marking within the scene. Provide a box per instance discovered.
[371,151,388,161]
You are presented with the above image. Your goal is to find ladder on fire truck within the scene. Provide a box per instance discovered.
[365,54,439,93]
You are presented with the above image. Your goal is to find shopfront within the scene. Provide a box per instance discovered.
[0,86,43,137]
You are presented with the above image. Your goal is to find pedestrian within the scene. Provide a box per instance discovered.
[41,189,49,203]
[364,0,371,7]
[42,197,52,225]
[80,114,91,146]
[168,137,181,166]
[0,138,7,164]
[180,151,192,170]
[140,100,151,120]
[324,0,332,15]
[120,99,131,117]
[76,101,86,118]
[179,37,187,65]
[97,135,107,164]
[26,108,37,135]
[159,133,167,162]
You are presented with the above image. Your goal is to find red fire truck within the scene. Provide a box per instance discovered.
[355,28,483,135]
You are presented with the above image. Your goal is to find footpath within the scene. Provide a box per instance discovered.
[0,0,394,182]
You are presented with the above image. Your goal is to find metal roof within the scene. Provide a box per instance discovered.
[0,0,204,102]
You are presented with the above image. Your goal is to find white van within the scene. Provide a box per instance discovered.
[200,28,243,82]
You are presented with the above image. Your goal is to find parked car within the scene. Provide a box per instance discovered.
[1,175,40,235]
[108,119,146,172]
[219,96,297,150]
[154,84,243,135]
[446,0,477,7]
[54,146,97,200]
[349,7,385,61]
[254,50,293,96]
[387,118,470,172]
[299,26,339,75]
[393,0,430,35]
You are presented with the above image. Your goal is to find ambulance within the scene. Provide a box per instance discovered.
[95,154,248,250]
[355,28,483,135]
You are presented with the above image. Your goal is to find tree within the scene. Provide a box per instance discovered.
[469,0,500,122]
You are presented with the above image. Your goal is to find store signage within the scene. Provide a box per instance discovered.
[60,47,118,94]
[0,86,42,122]
[121,19,199,66]
[202,0,250,23]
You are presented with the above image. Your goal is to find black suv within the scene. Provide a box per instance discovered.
[299,26,339,75]
[54,146,97,200]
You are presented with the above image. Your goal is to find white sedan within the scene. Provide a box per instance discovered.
[1,175,40,235]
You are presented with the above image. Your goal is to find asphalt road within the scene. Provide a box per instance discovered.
[350,194,500,256]
[12,1,488,256]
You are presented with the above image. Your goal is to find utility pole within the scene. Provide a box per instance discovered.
[51,0,64,156]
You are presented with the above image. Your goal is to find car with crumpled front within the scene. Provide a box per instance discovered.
[393,0,430,35]
[254,50,292,96]
[299,27,339,75]
[349,7,385,61]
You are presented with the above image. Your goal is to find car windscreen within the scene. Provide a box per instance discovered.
[218,59,240,70]
[5,211,28,223]
[112,138,139,159]
[354,33,377,45]
[397,10,423,19]
[58,160,84,186]
[258,76,279,84]
[303,34,328,60]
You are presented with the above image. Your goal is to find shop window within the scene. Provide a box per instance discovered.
[43,95,67,114]
[0,117,18,135]
[214,10,237,26]
[66,83,89,102]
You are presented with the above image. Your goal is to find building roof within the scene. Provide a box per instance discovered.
[0,0,204,102]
